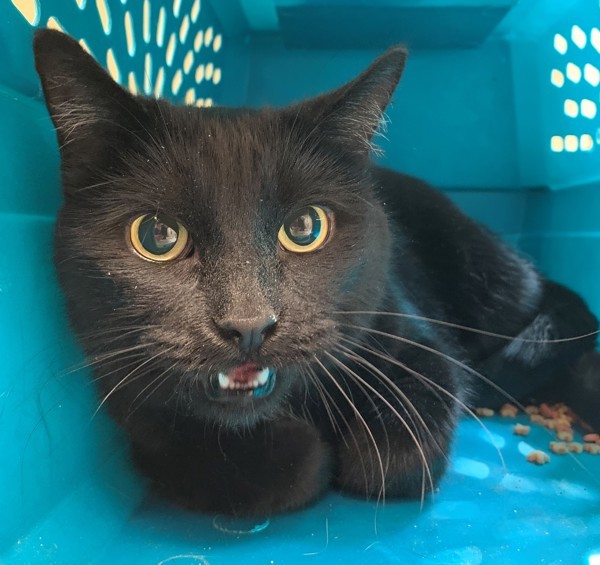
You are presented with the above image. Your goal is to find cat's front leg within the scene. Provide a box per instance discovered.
[330,351,461,500]
[130,416,332,516]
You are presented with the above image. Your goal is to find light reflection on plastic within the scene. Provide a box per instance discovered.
[517,441,535,456]
[452,457,490,480]
[478,429,506,449]
[212,515,270,535]
[589,553,600,565]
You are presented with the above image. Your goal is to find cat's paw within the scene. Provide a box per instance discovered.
[334,422,450,500]
[132,418,332,516]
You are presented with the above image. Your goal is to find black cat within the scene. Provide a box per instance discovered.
[34,29,599,517]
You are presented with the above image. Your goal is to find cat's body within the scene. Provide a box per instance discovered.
[34,30,599,517]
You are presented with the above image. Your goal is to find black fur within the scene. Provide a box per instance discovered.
[34,29,599,517]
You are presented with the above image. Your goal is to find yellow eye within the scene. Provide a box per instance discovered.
[129,214,191,262]
[278,206,332,253]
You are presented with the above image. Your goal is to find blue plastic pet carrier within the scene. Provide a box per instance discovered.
[1,0,599,563]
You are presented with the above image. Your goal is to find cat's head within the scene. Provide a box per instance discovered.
[34,30,407,428]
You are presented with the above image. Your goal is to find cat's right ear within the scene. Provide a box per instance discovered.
[34,29,143,160]
[291,46,407,157]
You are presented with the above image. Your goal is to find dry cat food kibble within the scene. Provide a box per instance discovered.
[500,403,519,417]
[527,451,551,465]
[583,443,600,454]
[556,430,574,442]
[515,401,598,463]
[554,420,573,433]
[529,414,546,425]
[513,423,531,436]
[549,441,569,454]
[475,407,495,417]
[539,403,557,419]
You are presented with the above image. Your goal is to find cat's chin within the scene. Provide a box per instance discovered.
[205,367,277,402]
[193,365,285,429]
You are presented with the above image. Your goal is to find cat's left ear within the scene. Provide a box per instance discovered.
[33,29,144,162]
[293,46,408,155]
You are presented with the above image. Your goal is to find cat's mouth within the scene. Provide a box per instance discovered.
[206,361,276,401]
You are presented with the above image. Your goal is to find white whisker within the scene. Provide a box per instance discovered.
[314,355,388,503]
[334,310,599,344]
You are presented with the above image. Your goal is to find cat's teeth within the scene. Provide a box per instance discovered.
[257,368,270,386]
[216,368,271,392]
[218,373,230,389]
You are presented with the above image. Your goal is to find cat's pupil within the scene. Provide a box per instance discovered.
[286,207,321,245]
[290,215,312,238]
[139,215,179,255]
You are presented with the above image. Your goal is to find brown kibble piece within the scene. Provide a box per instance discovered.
[557,430,574,442]
[476,407,494,417]
[525,406,540,415]
[500,403,518,417]
[554,416,571,426]
[549,441,569,454]
[583,433,600,443]
[567,442,583,454]
[530,414,545,424]
[583,443,600,454]
[513,423,531,436]
[539,403,557,419]
[544,419,556,430]
[527,450,550,465]
[554,419,572,431]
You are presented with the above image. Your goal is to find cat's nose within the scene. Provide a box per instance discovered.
[215,314,278,352]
